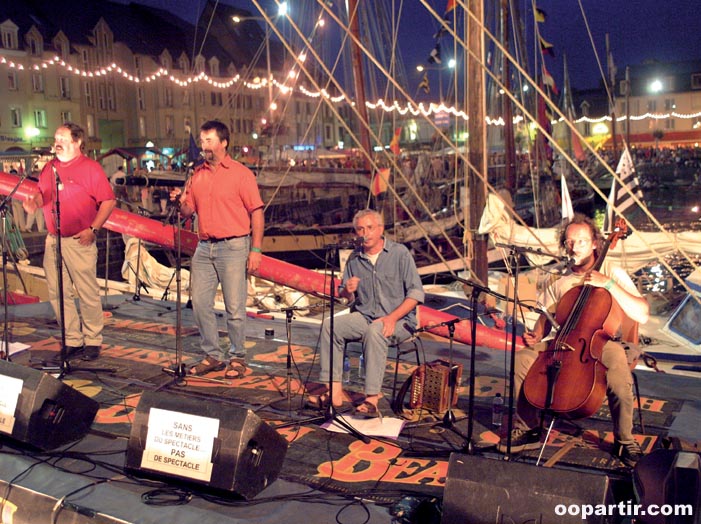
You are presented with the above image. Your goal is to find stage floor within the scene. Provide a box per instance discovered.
[1,296,699,523]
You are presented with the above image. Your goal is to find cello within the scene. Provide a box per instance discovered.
[522,219,629,419]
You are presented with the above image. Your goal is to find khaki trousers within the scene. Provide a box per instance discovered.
[43,235,103,347]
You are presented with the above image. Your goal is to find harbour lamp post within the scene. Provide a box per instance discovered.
[25,126,40,152]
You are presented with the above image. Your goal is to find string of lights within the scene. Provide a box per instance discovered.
[3,54,701,126]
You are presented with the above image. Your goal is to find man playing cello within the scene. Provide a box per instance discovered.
[498,213,649,467]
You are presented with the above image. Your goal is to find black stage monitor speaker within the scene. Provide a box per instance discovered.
[0,360,99,450]
[442,453,613,524]
[125,391,288,500]
[634,449,701,524]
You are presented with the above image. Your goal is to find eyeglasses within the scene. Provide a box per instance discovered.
[564,238,592,249]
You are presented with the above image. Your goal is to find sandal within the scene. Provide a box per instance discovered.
[189,356,225,376]
[225,358,247,380]
[305,392,352,411]
[353,400,382,419]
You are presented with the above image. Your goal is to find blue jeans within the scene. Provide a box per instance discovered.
[191,237,249,362]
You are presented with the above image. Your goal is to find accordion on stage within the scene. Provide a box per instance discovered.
[408,359,463,413]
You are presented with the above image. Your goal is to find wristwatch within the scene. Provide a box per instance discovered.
[89,226,99,234]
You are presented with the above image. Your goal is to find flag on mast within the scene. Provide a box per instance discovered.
[389,127,402,155]
[371,168,390,196]
[604,147,643,231]
[419,72,430,94]
[561,175,574,223]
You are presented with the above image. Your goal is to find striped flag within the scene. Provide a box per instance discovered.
[539,35,555,57]
[604,147,643,232]
[371,168,390,196]
[419,72,430,94]
[561,175,574,222]
[389,127,402,155]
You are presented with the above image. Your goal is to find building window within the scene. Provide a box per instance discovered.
[138,116,147,138]
[664,98,676,111]
[198,91,206,106]
[1,27,18,50]
[32,72,44,92]
[81,49,89,70]
[164,87,173,108]
[165,115,174,136]
[59,77,71,99]
[86,114,95,137]
[34,110,47,128]
[195,55,205,74]
[84,82,93,107]
[138,87,146,111]
[10,108,22,127]
[210,92,222,106]
[98,84,106,110]
[665,118,675,130]
[29,37,42,56]
[7,71,18,90]
[108,84,116,111]
[182,91,190,106]
[647,100,657,112]
[60,111,72,123]
[692,74,701,90]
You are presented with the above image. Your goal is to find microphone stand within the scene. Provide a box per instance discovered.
[159,201,228,387]
[101,228,121,311]
[487,244,566,456]
[269,305,310,416]
[0,172,28,361]
[39,162,114,376]
[276,243,369,443]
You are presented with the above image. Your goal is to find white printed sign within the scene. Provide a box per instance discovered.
[0,375,23,434]
[141,407,220,482]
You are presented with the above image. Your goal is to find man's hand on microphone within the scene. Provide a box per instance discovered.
[169,188,183,203]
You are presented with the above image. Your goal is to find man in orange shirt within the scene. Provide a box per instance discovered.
[171,121,264,378]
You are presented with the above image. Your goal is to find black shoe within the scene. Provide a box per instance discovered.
[497,428,542,453]
[58,345,84,361]
[82,345,101,361]
[612,440,643,467]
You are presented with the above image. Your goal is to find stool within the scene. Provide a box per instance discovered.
[344,337,422,404]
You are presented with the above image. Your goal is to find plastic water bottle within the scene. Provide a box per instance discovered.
[358,352,365,379]
[343,356,351,384]
[492,393,504,427]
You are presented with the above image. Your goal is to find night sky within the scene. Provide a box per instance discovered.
[120,0,700,91]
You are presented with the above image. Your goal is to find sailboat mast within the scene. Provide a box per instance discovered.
[468,0,488,283]
[501,0,516,193]
[347,0,373,170]
[606,33,618,161]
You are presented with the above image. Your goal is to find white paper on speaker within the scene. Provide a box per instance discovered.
[140,407,220,483]
[0,375,23,434]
